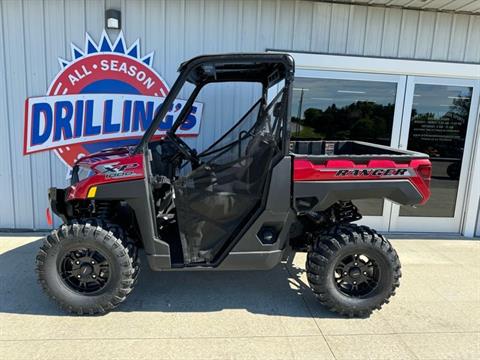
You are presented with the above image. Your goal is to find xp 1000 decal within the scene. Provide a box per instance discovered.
[23,31,203,171]
[96,162,140,179]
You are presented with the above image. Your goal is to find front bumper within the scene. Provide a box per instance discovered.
[48,187,68,221]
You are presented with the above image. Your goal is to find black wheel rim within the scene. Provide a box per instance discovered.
[333,252,380,297]
[59,247,111,294]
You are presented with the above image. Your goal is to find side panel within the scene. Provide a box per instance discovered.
[94,179,171,267]
[146,156,294,271]
[217,157,293,270]
[294,180,422,212]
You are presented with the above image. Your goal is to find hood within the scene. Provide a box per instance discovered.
[75,146,135,167]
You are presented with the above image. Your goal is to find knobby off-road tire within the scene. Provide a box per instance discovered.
[306,224,401,317]
[36,221,137,315]
[82,218,140,287]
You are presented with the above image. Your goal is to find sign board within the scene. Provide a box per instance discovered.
[23,31,202,168]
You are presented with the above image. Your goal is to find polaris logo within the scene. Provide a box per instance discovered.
[335,168,412,177]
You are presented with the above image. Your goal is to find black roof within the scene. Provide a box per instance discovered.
[177,53,295,85]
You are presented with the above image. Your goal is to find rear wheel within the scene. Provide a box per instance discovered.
[36,221,137,315]
[306,224,401,317]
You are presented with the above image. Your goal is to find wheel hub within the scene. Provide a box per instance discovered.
[59,248,110,294]
[334,253,380,297]
[80,264,93,276]
[349,267,361,278]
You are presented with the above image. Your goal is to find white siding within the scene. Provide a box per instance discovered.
[0,0,479,229]
[0,0,15,228]
[2,0,33,229]
[477,206,480,236]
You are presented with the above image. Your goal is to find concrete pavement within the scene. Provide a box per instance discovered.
[0,235,479,359]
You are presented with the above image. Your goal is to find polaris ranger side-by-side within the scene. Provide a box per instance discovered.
[37,54,432,316]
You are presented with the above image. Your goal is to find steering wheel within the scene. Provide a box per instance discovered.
[165,132,200,166]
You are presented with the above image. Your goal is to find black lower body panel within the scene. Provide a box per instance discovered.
[294,179,422,212]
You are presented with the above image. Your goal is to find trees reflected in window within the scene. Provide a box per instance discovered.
[291,78,397,145]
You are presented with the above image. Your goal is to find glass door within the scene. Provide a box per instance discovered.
[389,77,480,233]
[292,70,406,231]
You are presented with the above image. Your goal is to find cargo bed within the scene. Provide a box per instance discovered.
[290,140,431,212]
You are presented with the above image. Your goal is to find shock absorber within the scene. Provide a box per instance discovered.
[334,201,362,223]
[95,201,113,220]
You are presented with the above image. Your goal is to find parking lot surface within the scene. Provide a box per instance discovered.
[0,235,479,359]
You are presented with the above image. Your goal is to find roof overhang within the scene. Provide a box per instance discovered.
[311,1,480,15]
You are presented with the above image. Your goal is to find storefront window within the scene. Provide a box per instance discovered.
[400,84,472,218]
[290,77,398,216]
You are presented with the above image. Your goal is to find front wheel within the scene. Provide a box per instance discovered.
[36,222,137,315]
[306,224,401,317]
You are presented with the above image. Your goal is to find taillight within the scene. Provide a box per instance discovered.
[417,164,432,188]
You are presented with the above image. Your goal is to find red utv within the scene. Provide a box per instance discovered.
[37,53,431,316]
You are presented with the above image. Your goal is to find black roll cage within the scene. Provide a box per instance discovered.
[133,53,295,155]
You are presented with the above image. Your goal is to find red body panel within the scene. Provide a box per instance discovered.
[66,144,431,207]
[293,158,432,204]
[67,147,145,200]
